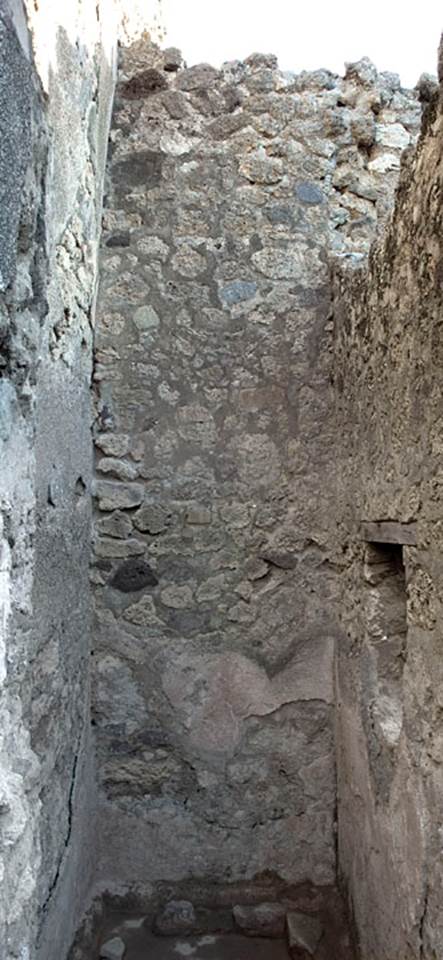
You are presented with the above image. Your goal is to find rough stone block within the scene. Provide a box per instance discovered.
[154,900,196,936]
[176,64,220,90]
[233,902,286,938]
[133,503,171,534]
[296,182,324,205]
[110,558,158,592]
[120,68,168,99]
[163,47,183,72]
[360,520,417,545]
[219,280,258,306]
[97,458,139,481]
[96,512,133,540]
[185,504,212,525]
[95,537,145,559]
[95,481,144,511]
[99,937,126,960]
[95,434,130,457]
[112,150,163,191]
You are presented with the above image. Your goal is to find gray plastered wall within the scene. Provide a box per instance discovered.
[0,2,120,958]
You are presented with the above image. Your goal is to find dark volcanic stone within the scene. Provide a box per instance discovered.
[120,69,168,99]
[112,151,163,190]
[163,47,183,72]
[265,204,294,225]
[106,231,130,248]
[176,64,220,91]
[110,558,158,592]
[296,182,324,205]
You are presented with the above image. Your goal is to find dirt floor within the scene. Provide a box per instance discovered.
[97,921,291,960]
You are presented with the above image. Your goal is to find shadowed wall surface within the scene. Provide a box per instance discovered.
[0,2,120,957]
[333,54,443,959]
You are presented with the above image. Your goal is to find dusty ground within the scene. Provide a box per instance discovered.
[97,920,291,960]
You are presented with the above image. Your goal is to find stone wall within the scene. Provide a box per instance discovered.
[92,39,420,901]
[3,4,437,954]
[333,46,443,960]
[0,3,123,958]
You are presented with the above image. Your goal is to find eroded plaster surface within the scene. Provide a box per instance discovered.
[0,2,121,957]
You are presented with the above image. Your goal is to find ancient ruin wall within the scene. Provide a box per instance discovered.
[92,40,420,898]
[0,2,124,958]
[333,49,443,960]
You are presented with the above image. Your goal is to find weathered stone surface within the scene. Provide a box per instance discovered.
[95,481,144,511]
[120,67,167,98]
[163,47,183,72]
[97,512,133,540]
[160,583,194,608]
[100,936,126,959]
[3,3,410,959]
[95,434,130,457]
[2,10,436,960]
[110,558,158,592]
[176,64,220,90]
[133,305,160,331]
[97,458,139,481]
[95,537,144,559]
[219,280,258,306]
[360,520,417,545]
[233,903,286,938]
[333,41,443,960]
[112,150,163,191]
[90,28,424,949]
[0,4,31,291]
[296,182,324,205]
[0,0,134,958]
[286,911,324,958]
[133,503,172,534]
[185,504,212,525]
[154,900,197,936]
[122,593,162,625]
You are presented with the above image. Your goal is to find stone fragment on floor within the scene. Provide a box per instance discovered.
[99,936,126,960]
[97,930,292,960]
[233,902,286,937]
[286,911,324,958]
[154,900,197,935]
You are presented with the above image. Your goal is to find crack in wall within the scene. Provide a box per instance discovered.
[39,737,82,920]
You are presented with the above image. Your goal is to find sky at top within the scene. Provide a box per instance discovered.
[161,0,442,87]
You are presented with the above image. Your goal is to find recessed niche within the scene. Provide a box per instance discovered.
[361,538,408,801]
